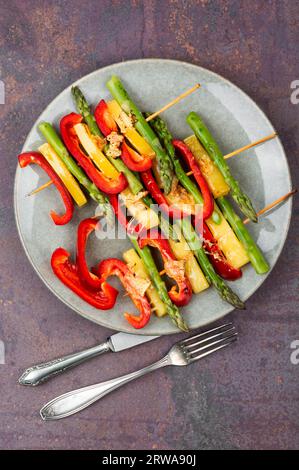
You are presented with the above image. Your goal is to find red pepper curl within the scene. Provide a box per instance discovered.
[76,217,104,290]
[51,247,118,310]
[172,139,214,221]
[94,99,118,137]
[96,258,151,329]
[60,113,127,195]
[18,151,74,225]
[121,142,152,172]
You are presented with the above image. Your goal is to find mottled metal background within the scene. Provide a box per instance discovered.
[0,0,298,450]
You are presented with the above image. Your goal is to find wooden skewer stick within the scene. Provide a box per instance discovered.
[185,132,278,176]
[243,189,297,224]
[158,189,297,275]
[145,84,201,122]
[224,132,277,159]
[27,179,53,196]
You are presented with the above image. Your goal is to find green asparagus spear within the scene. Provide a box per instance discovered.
[130,238,189,331]
[38,122,113,222]
[179,219,245,309]
[72,85,143,195]
[187,112,258,223]
[71,86,102,137]
[147,115,221,225]
[106,75,174,194]
[217,197,269,274]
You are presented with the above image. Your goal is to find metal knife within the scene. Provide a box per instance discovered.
[19,332,158,386]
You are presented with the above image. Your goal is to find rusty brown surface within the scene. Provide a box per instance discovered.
[0,0,298,450]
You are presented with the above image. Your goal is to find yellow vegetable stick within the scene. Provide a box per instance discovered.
[74,123,119,179]
[123,248,167,317]
[184,135,230,198]
[169,232,209,294]
[107,100,155,157]
[38,143,87,207]
[206,205,249,269]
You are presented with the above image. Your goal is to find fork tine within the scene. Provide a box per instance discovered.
[184,326,236,351]
[188,331,237,356]
[189,334,238,363]
[181,323,233,345]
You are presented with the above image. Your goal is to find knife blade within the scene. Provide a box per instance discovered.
[108,332,158,352]
[18,332,159,386]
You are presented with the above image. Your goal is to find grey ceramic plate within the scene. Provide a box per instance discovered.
[14,59,292,335]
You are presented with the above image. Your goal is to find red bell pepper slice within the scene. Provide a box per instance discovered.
[77,217,104,289]
[94,99,118,137]
[60,113,127,194]
[121,142,152,172]
[96,258,151,329]
[51,248,118,310]
[18,152,73,225]
[202,224,242,281]
[172,140,214,221]
[138,229,192,307]
[141,169,190,220]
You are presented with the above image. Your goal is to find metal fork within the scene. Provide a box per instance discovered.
[40,323,237,420]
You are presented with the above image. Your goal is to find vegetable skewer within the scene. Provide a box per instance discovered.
[145,114,220,224]
[60,113,127,194]
[183,133,269,274]
[187,112,258,223]
[29,131,277,198]
[72,87,144,196]
[146,116,244,308]
[38,122,113,222]
[71,88,178,241]
[106,75,174,194]
[109,195,188,331]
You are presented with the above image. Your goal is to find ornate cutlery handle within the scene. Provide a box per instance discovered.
[19,342,111,386]
[40,356,170,420]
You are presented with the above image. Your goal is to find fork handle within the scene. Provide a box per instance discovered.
[40,356,170,420]
[19,341,111,386]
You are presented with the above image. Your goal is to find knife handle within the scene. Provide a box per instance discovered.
[18,341,111,386]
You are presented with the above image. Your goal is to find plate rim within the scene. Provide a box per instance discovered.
[14,58,293,335]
